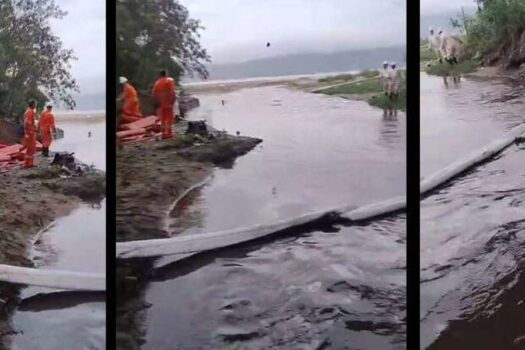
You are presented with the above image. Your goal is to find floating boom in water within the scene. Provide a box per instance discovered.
[420,123,525,195]
[116,123,525,260]
[0,265,105,291]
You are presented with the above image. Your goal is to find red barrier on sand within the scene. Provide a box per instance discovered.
[116,128,148,139]
[121,116,158,131]
[0,144,23,156]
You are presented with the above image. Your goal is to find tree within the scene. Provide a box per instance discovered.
[116,0,211,91]
[0,0,78,121]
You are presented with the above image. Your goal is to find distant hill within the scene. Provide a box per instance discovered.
[420,7,477,39]
[188,47,406,81]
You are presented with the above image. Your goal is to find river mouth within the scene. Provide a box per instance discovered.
[7,115,106,350]
[420,73,525,349]
[142,86,407,349]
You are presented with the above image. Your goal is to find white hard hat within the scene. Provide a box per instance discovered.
[46,102,53,108]
[383,61,388,65]
[429,26,434,31]
[119,76,128,84]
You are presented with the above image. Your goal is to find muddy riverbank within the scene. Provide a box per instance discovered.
[116,121,261,349]
[0,155,105,343]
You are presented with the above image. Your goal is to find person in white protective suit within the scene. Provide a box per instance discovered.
[440,30,463,65]
[428,26,443,62]
[379,61,391,94]
[387,62,401,99]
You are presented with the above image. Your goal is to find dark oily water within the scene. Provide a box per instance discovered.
[9,201,106,350]
[145,86,407,349]
[420,74,525,349]
[9,118,106,350]
[420,72,524,176]
[421,145,525,349]
[146,217,406,349]
[170,86,406,234]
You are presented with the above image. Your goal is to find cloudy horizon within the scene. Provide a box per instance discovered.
[421,0,477,16]
[181,0,406,64]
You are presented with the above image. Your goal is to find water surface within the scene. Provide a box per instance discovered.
[420,73,525,349]
[144,86,407,349]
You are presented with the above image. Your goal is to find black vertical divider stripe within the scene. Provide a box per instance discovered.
[406,0,421,348]
[106,0,116,348]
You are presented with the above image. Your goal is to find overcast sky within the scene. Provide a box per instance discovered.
[421,0,477,15]
[50,0,105,95]
[181,0,406,64]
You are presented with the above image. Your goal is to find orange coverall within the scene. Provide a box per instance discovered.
[23,107,37,168]
[121,82,142,123]
[39,110,56,149]
[152,77,176,139]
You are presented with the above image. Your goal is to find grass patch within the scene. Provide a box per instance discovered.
[368,90,406,110]
[24,166,62,179]
[43,172,106,202]
[320,71,406,110]
[359,69,380,78]
[318,74,356,84]
[425,60,479,76]
[317,69,379,85]
[420,46,438,62]
[322,77,383,95]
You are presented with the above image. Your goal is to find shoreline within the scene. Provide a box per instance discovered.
[0,156,105,345]
[116,120,261,349]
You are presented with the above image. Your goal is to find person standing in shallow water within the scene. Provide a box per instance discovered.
[39,104,56,157]
[152,69,176,139]
[22,100,38,168]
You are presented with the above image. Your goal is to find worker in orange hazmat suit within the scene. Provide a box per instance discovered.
[39,104,56,157]
[152,69,176,139]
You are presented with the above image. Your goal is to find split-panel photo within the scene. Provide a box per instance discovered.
[115,0,407,349]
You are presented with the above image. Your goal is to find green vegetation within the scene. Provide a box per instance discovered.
[420,45,438,62]
[360,69,380,78]
[116,0,210,91]
[318,74,356,84]
[322,77,383,95]
[425,59,479,76]
[0,1,78,121]
[368,89,406,110]
[456,0,525,65]
[320,71,406,110]
[317,69,379,85]
[422,1,525,75]
[24,167,62,180]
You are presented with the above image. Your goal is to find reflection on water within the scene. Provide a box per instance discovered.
[10,201,106,350]
[144,86,406,349]
[52,114,106,170]
[420,72,524,176]
[176,86,406,234]
[421,73,525,349]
